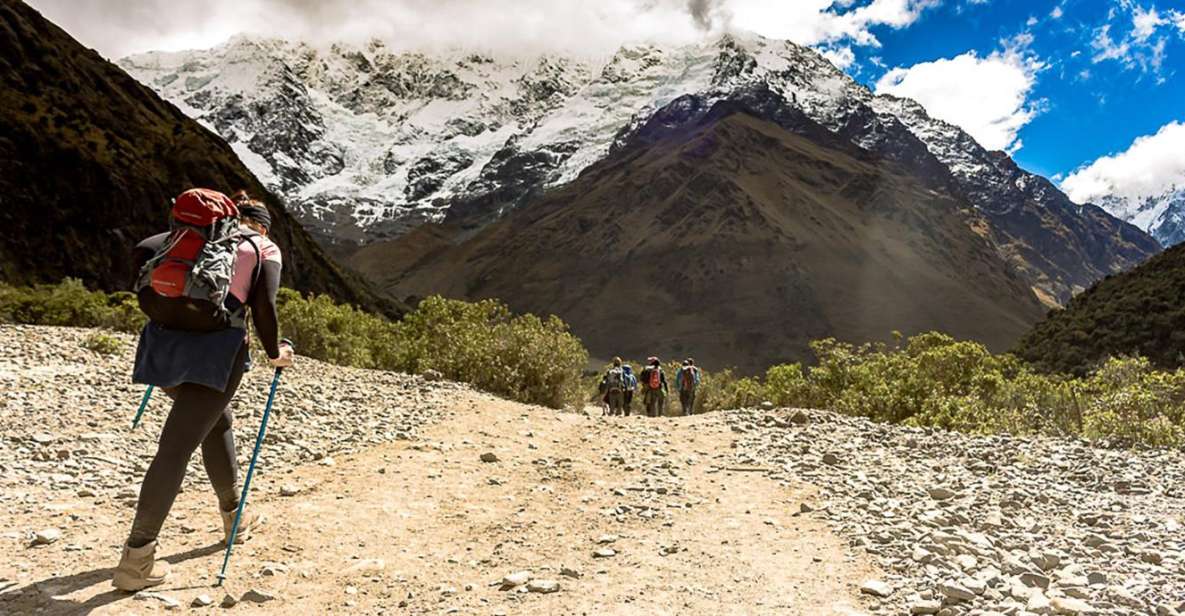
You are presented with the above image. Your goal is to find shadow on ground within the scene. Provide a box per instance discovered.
[0,543,222,615]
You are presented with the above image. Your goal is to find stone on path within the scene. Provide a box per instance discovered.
[240,588,276,604]
[30,528,60,546]
[859,579,893,598]
[500,571,532,589]
[135,591,180,610]
[926,487,957,500]
[527,579,560,594]
[1051,596,1096,614]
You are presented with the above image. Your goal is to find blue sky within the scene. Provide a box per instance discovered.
[844,0,1185,182]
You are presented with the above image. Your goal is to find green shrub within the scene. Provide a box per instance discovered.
[81,332,123,355]
[277,291,588,409]
[0,279,145,332]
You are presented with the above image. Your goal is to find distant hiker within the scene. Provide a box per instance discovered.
[638,357,668,418]
[676,358,701,416]
[603,357,627,417]
[113,189,294,591]
[622,363,638,416]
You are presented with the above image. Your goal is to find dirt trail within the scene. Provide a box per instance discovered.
[2,391,877,614]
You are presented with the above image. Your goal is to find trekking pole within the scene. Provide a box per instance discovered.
[215,339,292,586]
[131,385,154,429]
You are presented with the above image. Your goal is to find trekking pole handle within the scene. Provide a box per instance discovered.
[275,338,295,374]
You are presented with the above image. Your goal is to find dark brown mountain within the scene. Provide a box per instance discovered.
[1015,242,1185,375]
[356,101,1046,372]
[0,0,394,313]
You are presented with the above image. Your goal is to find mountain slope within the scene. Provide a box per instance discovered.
[359,101,1046,371]
[0,0,392,312]
[1015,241,1185,375]
[1096,187,1185,247]
[120,33,1158,306]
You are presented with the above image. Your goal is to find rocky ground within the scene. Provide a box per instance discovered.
[726,408,1185,615]
[0,325,872,614]
[1,325,1183,614]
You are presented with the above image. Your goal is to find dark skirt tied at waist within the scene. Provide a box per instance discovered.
[132,322,249,392]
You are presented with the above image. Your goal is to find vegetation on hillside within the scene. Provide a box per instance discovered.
[4,280,1184,446]
[604,333,1185,448]
[1016,242,1185,375]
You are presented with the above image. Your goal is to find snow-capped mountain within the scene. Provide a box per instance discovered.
[1096,187,1185,247]
[120,32,1158,305]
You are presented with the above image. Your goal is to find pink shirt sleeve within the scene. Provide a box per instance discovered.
[229,234,282,304]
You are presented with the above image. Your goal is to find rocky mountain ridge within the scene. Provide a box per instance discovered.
[365,98,1047,371]
[1096,186,1185,248]
[120,32,1159,305]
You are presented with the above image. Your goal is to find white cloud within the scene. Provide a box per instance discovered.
[1050,5,1064,19]
[1089,3,1181,77]
[1171,9,1185,33]
[1026,15,1039,27]
[1131,5,1167,42]
[874,38,1046,152]
[1061,121,1185,204]
[28,0,942,59]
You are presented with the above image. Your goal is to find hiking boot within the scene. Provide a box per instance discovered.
[221,506,264,544]
[112,541,171,591]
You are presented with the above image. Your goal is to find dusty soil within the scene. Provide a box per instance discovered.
[0,328,877,615]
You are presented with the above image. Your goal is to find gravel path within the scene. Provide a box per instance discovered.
[0,326,875,614]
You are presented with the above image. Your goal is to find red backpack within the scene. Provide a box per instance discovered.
[136,188,255,331]
[648,367,662,390]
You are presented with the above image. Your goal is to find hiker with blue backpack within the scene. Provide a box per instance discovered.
[621,363,638,416]
[112,189,294,591]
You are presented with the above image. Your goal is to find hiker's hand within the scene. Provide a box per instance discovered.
[270,342,295,369]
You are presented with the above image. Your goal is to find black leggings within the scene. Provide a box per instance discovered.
[127,344,248,548]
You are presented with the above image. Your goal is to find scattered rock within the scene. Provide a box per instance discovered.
[135,591,180,610]
[500,571,532,590]
[480,452,499,463]
[593,548,616,558]
[240,588,276,604]
[30,528,60,546]
[191,594,213,607]
[219,594,238,608]
[859,579,893,598]
[926,487,957,500]
[526,579,560,594]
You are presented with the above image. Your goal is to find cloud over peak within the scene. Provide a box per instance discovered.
[874,36,1046,152]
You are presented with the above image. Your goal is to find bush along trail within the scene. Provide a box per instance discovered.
[2,324,1184,614]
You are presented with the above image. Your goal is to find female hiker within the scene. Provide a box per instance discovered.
[112,190,294,591]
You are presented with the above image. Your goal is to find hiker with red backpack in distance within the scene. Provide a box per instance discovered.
[676,358,702,416]
[638,357,668,418]
[602,357,628,417]
[112,189,294,591]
